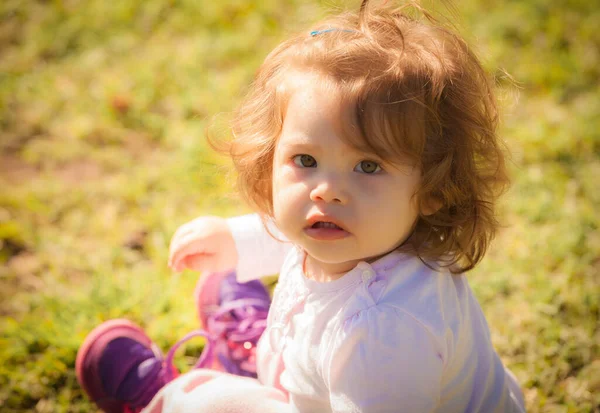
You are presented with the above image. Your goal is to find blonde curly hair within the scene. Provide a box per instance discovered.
[210,0,509,273]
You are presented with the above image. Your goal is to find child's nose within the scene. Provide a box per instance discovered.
[309,180,347,205]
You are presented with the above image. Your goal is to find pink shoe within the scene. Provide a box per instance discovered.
[193,271,270,377]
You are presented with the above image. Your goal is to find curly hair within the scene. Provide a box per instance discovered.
[210,0,509,273]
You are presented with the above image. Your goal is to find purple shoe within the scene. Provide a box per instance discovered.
[76,319,180,413]
[193,271,271,377]
[76,319,218,413]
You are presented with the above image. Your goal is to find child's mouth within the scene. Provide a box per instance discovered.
[305,221,350,240]
[311,221,343,230]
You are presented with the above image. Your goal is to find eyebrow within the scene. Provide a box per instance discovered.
[280,142,322,152]
[282,140,387,164]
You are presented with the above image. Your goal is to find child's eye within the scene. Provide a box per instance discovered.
[354,160,381,174]
[292,154,317,168]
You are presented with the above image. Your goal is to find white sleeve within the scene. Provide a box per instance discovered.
[226,214,292,282]
[324,306,444,413]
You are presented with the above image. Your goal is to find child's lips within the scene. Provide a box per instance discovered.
[304,220,350,240]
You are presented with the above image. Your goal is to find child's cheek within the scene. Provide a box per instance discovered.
[272,164,298,203]
[275,163,306,185]
[354,174,385,200]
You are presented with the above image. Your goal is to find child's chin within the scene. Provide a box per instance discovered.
[305,248,361,268]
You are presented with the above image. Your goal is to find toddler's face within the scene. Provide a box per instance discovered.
[272,73,422,275]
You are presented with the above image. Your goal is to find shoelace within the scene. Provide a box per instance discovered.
[111,297,268,412]
[164,297,269,380]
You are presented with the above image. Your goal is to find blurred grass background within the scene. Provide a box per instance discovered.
[0,0,598,411]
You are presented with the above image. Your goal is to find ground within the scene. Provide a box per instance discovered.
[0,0,598,411]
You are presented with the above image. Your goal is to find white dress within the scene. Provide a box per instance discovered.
[227,214,526,413]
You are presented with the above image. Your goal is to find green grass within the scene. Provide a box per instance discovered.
[0,0,598,411]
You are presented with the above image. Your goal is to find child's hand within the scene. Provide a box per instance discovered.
[168,216,238,273]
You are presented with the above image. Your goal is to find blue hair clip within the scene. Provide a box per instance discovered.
[310,28,358,36]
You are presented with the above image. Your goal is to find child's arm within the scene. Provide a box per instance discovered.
[226,214,291,282]
[325,306,443,412]
[169,214,291,282]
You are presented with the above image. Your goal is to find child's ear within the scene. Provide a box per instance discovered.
[421,196,443,216]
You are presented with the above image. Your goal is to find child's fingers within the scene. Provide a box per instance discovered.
[168,229,194,266]
[170,232,227,272]
[167,221,205,263]
[168,216,232,271]
[169,228,213,266]
[169,236,210,270]
[168,224,192,248]
[172,253,217,273]
[182,253,221,272]
[173,249,229,273]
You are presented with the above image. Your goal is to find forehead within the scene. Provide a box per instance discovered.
[273,68,424,167]
[279,71,343,114]
[277,70,359,142]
